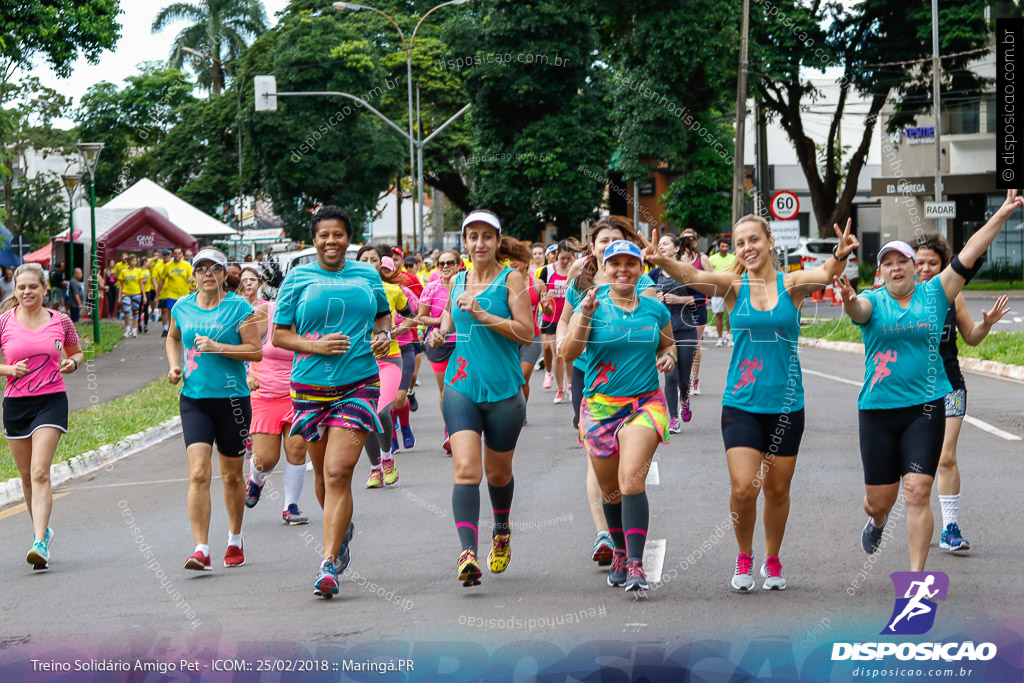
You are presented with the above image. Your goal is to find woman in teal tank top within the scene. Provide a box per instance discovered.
[647,216,858,592]
[427,210,535,589]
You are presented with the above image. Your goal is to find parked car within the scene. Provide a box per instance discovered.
[787,238,859,288]
[279,244,361,273]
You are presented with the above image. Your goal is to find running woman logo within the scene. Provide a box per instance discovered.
[184,348,201,378]
[882,571,948,635]
[731,358,762,394]
[588,362,616,391]
[450,356,468,384]
[869,350,898,391]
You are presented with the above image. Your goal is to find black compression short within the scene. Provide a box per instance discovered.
[858,400,944,485]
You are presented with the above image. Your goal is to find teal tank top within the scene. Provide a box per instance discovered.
[722,272,804,413]
[445,268,524,402]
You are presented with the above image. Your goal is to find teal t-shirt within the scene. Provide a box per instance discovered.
[566,273,655,372]
[171,291,254,400]
[854,276,953,410]
[722,272,804,414]
[445,268,524,402]
[273,260,389,388]
[577,284,670,398]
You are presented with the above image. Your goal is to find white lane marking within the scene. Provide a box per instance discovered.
[964,415,1022,441]
[804,368,861,387]
[1013,316,1022,323]
[806,368,1022,442]
[643,538,666,583]
[646,461,660,486]
[69,477,194,490]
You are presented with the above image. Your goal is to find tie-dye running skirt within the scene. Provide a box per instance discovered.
[289,376,382,441]
[579,388,669,459]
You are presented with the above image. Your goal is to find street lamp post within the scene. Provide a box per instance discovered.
[59,173,82,283]
[333,0,471,252]
[78,142,104,344]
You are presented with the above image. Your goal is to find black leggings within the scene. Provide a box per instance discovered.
[442,385,526,452]
[663,330,698,418]
[571,365,586,429]
[858,400,944,485]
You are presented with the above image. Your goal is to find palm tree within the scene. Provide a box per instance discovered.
[152,0,268,95]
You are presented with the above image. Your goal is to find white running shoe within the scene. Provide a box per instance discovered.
[715,338,724,348]
[731,552,756,591]
[760,555,787,590]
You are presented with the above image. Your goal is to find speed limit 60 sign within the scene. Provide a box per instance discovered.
[770,191,800,221]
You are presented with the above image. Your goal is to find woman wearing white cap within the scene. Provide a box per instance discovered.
[562,239,676,593]
[167,247,262,571]
[833,189,1023,571]
[427,209,534,587]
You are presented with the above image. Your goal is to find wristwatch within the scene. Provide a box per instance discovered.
[833,245,850,261]
[374,330,392,342]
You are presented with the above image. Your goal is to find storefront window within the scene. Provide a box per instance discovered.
[949,102,980,135]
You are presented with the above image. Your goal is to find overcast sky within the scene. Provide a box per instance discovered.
[22,0,291,129]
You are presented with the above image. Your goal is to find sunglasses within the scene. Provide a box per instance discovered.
[194,264,225,274]
[438,260,458,267]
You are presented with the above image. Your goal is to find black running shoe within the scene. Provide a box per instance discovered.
[861,515,887,554]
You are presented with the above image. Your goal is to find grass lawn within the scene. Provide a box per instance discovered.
[0,378,181,481]
[962,280,1024,291]
[75,321,124,360]
[800,317,1024,366]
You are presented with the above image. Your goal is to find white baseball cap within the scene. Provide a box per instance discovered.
[877,240,915,266]
[192,247,227,267]
[461,210,501,234]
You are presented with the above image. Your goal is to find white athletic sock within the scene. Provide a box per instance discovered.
[163,324,169,331]
[283,461,306,508]
[227,532,243,548]
[381,451,393,463]
[939,494,960,528]
[250,466,268,485]
[195,543,210,556]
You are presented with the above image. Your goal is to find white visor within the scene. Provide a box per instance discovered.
[461,211,501,234]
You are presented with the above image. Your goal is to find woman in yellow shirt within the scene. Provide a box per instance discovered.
[117,254,149,338]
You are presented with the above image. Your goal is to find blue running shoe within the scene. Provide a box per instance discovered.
[940,523,970,552]
[334,521,355,574]
[313,560,339,598]
[390,435,400,453]
[26,540,49,570]
[408,392,419,412]
[607,550,627,587]
[401,425,416,450]
[861,515,887,554]
[245,474,263,508]
[282,504,308,525]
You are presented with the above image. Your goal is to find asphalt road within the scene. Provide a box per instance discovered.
[0,342,1021,678]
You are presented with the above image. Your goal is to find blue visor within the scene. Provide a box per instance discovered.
[603,240,643,262]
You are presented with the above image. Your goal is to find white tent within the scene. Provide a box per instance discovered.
[72,178,236,238]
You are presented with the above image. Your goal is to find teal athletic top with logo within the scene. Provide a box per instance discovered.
[171,291,254,400]
[274,260,390,388]
[853,275,952,410]
[722,272,804,414]
[576,284,670,398]
[445,268,524,402]
[566,273,655,372]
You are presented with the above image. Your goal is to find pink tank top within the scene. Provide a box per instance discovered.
[542,265,568,323]
[251,301,294,399]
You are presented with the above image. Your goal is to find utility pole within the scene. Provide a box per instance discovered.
[932,0,945,238]
[755,99,769,218]
[732,0,751,225]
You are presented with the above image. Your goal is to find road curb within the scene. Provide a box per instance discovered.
[798,337,1024,382]
[0,417,183,509]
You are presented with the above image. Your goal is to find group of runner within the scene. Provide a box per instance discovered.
[3,193,1016,600]
[108,248,195,338]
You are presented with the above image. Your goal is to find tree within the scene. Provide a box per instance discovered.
[749,0,1013,236]
[443,0,614,238]
[238,4,406,238]
[593,0,739,235]
[75,63,196,201]
[152,0,268,95]
[11,172,66,249]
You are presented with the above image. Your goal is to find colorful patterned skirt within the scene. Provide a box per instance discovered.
[579,388,669,458]
[289,376,382,442]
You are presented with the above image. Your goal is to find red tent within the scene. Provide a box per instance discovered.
[24,243,51,266]
[97,207,199,266]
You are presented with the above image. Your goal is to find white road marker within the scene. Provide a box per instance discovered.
[804,368,860,387]
[646,461,660,486]
[643,538,666,582]
[964,415,1022,441]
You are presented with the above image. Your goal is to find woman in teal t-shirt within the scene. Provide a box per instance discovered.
[563,240,676,593]
[167,247,261,573]
[272,206,392,599]
[557,216,655,570]
[427,210,535,589]
[835,189,1023,572]
[648,216,858,593]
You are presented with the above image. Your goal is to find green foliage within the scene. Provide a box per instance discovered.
[238,7,406,239]
[11,172,66,249]
[74,64,197,201]
[661,115,734,233]
[76,321,124,360]
[444,0,613,239]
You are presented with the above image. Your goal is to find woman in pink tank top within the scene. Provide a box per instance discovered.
[0,263,84,570]
[244,286,311,525]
